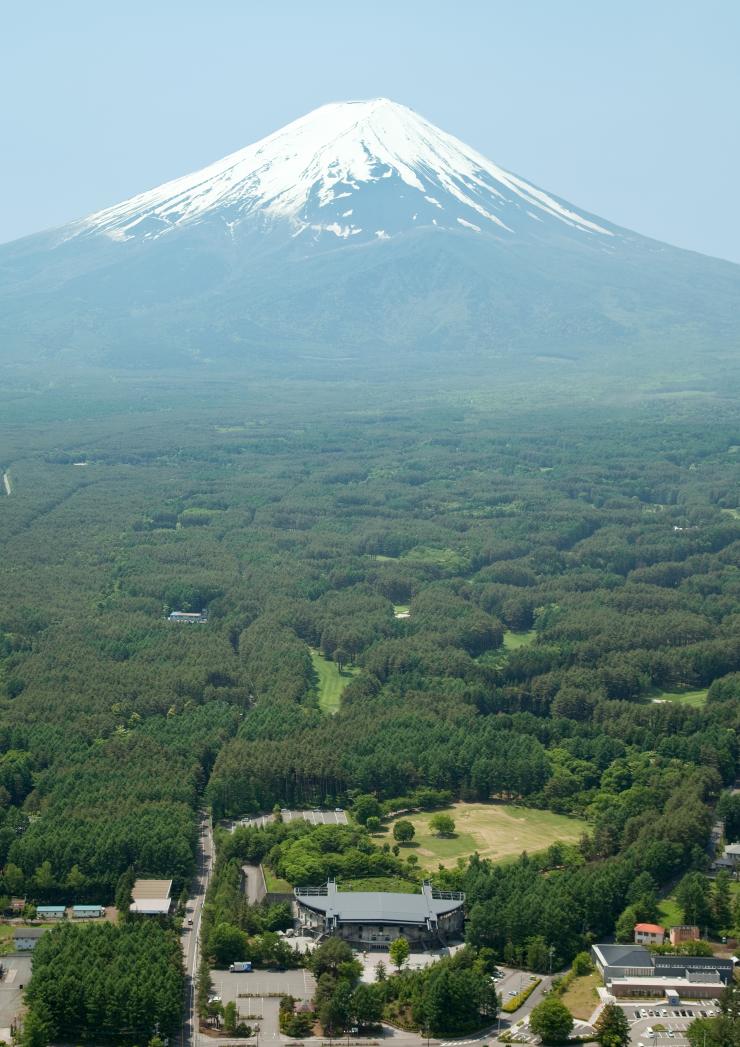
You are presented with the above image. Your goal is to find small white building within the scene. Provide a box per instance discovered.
[13,927,45,950]
[715,842,740,869]
[72,904,104,919]
[634,922,665,945]
[36,905,66,920]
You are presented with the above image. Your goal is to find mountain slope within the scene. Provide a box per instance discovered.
[0,98,739,386]
[67,98,613,245]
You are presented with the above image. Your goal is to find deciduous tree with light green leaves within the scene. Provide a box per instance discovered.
[393,819,415,843]
[429,813,455,836]
[389,935,410,970]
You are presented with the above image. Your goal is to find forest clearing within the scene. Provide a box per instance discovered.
[310,649,359,714]
[386,802,589,869]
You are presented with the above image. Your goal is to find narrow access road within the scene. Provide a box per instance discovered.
[181,811,214,1047]
[241,862,267,906]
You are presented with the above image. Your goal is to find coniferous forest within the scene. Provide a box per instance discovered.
[1,375,739,1040]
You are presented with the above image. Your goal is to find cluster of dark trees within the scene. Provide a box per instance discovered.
[303,937,498,1037]
[22,922,183,1045]
[380,944,499,1035]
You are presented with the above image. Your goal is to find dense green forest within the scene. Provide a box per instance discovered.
[1,381,739,1039]
[23,921,183,1043]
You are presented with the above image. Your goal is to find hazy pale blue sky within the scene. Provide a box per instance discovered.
[2,1,739,261]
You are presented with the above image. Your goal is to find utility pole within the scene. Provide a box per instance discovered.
[548,945,555,977]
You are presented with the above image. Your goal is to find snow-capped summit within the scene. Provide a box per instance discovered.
[72,98,613,245]
[3,97,738,382]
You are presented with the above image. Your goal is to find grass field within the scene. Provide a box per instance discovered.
[310,649,359,714]
[657,895,683,926]
[651,688,707,708]
[560,972,601,1020]
[503,630,537,651]
[387,802,588,869]
[402,546,468,571]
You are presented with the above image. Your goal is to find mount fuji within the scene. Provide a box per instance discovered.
[1,98,739,383]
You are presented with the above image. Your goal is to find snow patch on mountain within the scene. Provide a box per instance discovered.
[70,98,614,245]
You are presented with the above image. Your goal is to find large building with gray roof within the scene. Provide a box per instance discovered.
[591,943,734,1000]
[295,880,464,947]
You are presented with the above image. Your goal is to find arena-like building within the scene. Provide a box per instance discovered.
[295,879,465,948]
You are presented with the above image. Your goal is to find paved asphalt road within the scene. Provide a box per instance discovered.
[181,812,213,1047]
[241,863,267,906]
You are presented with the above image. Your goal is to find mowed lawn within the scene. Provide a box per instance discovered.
[657,895,683,926]
[388,802,588,869]
[310,649,359,714]
[503,629,537,651]
[651,688,707,708]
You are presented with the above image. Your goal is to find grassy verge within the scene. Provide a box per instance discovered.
[309,649,359,714]
[560,972,601,1020]
[263,866,293,893]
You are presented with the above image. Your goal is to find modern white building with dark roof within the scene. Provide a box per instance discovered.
[295,880,464,947]
[591,943,734,999]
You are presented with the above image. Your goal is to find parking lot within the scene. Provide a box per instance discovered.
[208,968,316,1042]
[626,1002,721,1046]
[235,808,349,830]
[0,955,33,1041]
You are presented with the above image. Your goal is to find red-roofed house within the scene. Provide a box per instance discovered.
[634,923,665,945]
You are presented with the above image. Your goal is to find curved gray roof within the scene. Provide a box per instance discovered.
[295,880,464,926]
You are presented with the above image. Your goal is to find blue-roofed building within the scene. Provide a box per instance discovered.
[72,904,104,919]
[37,905,66,920]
